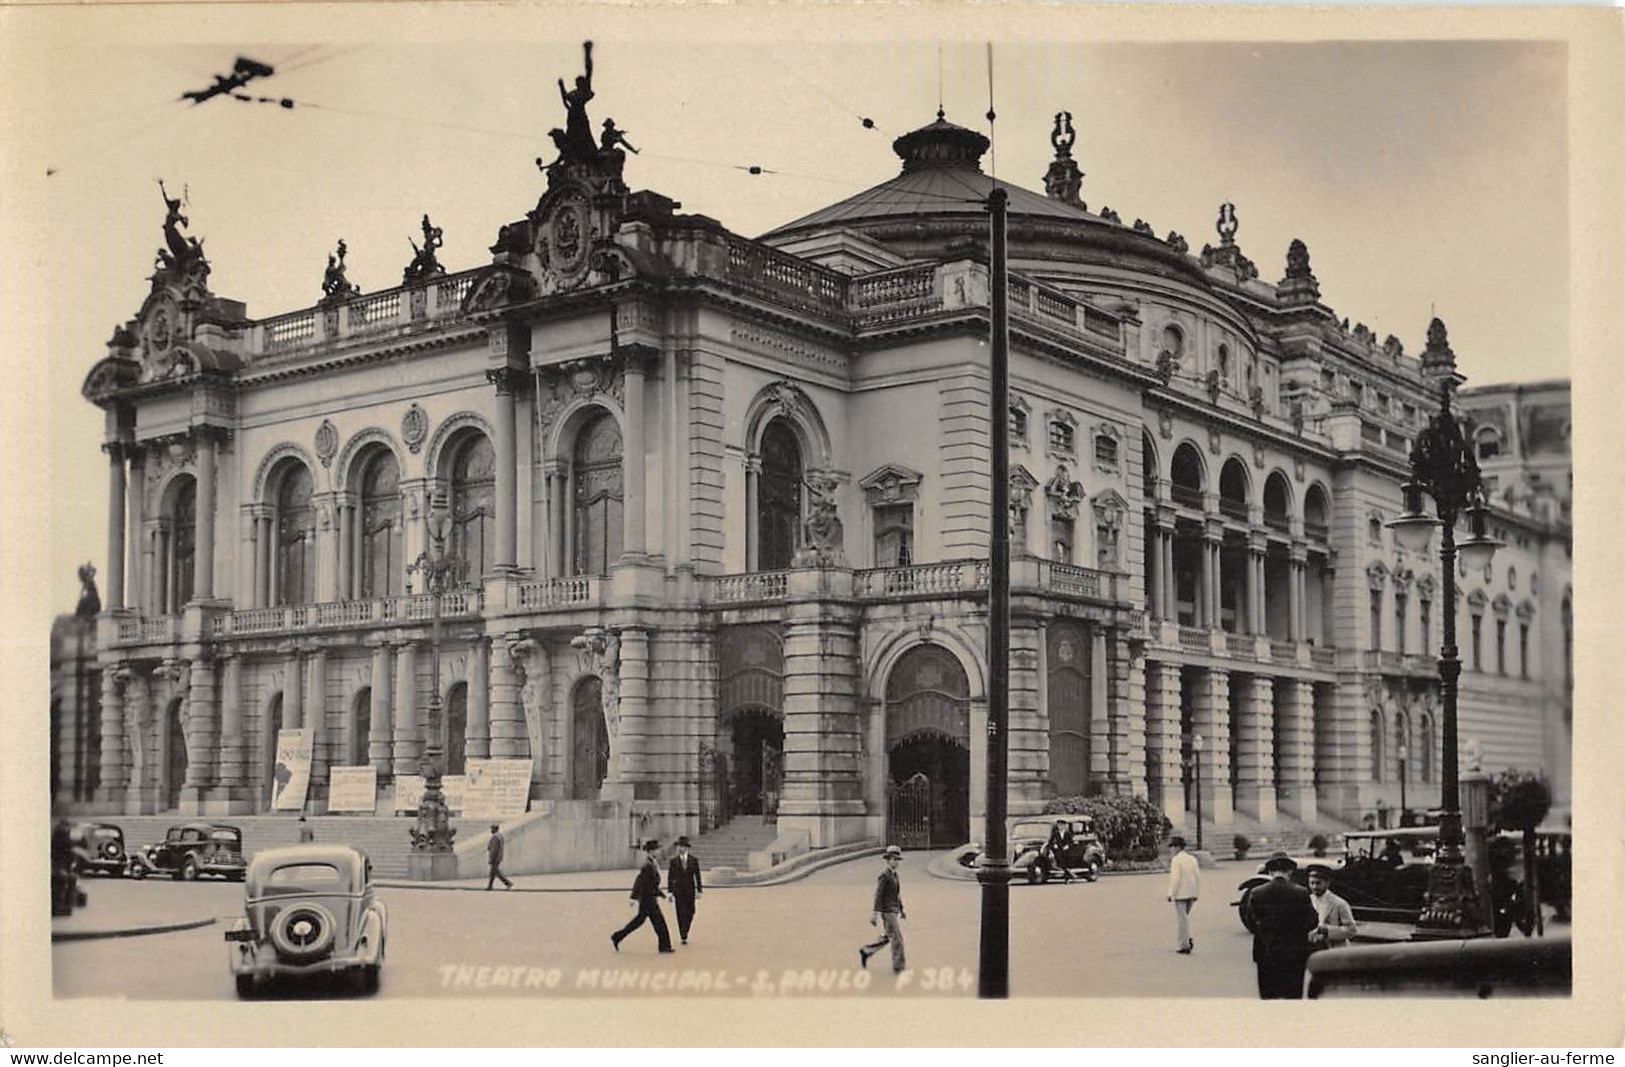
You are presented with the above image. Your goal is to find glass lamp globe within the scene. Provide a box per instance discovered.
[1457,498,1503,572]
[1387,482,1439,554]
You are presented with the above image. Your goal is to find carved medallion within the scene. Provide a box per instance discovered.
[314,419,338,467]
[544,192,593,287]
[402,403,429,454]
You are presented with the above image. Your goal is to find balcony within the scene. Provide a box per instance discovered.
[1270,638,1298,661]
[253,270,479,362]
[711,571,791,604]
[1406,653,1440,678]
[1304,521,1330,542]
[1034,560,1119,601]
[1178,626,1210,651]
[1362,650,1409,675]
[516,576,603,611]
[211,591,485,639]
[855,560,986,599]
[114,614,176,645]
[1310,646,1337,669]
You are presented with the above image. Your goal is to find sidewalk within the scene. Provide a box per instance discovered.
[52,908,218,942]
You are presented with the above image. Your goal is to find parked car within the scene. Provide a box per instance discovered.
[68,821,129,877]
[1306,934,1570,997]
[130,822,247,881]
[226,844,387,998]
[1233,828,1437,929]
[1010,816,1106,884]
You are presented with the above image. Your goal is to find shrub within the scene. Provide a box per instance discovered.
[1487,769,1551,834]
[1041,794,1173,855]
[1307,833,1330,857]
[1232,833,1252,858]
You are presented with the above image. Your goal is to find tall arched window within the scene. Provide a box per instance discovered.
[449,434,495,580]
[359,451,401,598]
[758,420,803,571]
[170,479,197,611]
[1369,710,1384,782]
[275,465,314,606]
[573,412,624,576]
[445,682,468,776]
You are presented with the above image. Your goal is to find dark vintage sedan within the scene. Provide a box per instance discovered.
[1234,828,1437,929]
[226,845,387,997]
[68,822,130,877]
[130,822,247,881]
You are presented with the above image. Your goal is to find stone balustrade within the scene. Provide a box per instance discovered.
[252,269,480,361]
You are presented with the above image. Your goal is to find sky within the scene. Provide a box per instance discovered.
[0,8,1572,619]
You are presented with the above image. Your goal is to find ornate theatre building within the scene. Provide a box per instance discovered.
[53,72,1572,855]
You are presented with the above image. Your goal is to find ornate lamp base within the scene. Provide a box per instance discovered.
[1410,859,1488,940]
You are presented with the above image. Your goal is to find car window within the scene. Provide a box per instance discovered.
[1011,823,1051,837]
[182,829,206,843]
[264,863,347,889]
[166,829,183,842]
[211,830,240,844]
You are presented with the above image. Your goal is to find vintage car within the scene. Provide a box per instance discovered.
[1233,827,1437,929]
[1011,816,1107,884]
[1306,934,1571,998]
[68,821,130,877]
[129,822,247,881]
[226,844,387,997]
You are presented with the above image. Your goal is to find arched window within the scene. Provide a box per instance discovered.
[1170,443,1204,508]
[1219,458,1249,520]
[445,682,467,776]
[1476,427,1502,461]
[1161,324,1184,358]
[276,465,315,606]
[449,435,496,580]
[169,479,197,612]
[757,420,802,571]
[358,451,400,599]
[573,412,624,576]
[1263,472,1291,531]
[1304,484,1331,541]
[1369,710,1384,782]
[351,687,372,767]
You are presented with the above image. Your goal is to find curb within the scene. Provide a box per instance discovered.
[52,915,217,942]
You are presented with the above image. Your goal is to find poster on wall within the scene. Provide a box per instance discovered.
[327,766,378,813]
[462,759,533,818]
[441,774,468,815]
[269,728,315,811]
[393,774,424,815]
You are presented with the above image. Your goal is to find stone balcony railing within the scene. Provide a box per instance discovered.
[114,613,176,645]
[515,576,604,611]
[251,270,480,362]
[208,591,485,639]
[709,570,792,604]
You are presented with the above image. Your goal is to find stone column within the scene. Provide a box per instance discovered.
[490,369,519,571]
[97,667,127,805]
[1289,545,1307,642]
[218,654,244,795]
[1115,631,1147,797]
[193,431,217,600]
[546,468,567,579]
[468,638,491,759]
[622,351,647,556]
[128,448,147,612]
[1191,668,1234,824]
[307,649,329,788]
[744,457,760,571]
[488,636,527,760]
[864,697,887,839]
[368,642,394,777]
[1143,659,1185,821]
[156,524,172,614]
[609,627,650,784]
[257,515,274,607]
[1274,677,1318,821]
[1245,542,1263,635]
[104,444,126,610]
[337,499,354,600]
[1232,674,1277,821]
[392,641,419,776]
[184,658,216,791]
[1162,525,1176,620]
[778,596,865,847]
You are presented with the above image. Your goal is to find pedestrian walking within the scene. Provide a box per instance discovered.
[485,823,513,890]
[1166,835,1200,953]
[611,839,673,954]
[667,835,703,945]
[1306,864,1358,950]
[1241,852,1319,998]
[297,815,315,844]
[858,844,907,973]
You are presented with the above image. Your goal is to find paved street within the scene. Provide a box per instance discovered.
[54,856,1261,999]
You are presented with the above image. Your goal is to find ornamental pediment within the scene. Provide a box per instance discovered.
[859,463,924,505]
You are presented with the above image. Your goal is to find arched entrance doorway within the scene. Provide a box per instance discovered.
[445,682,468,776]
[709,625,786,830]
[721,708,783,822]
[571,677,609,799]
[885,645,971,849]
[164,697,186,811]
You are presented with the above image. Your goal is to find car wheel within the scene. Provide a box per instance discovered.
[271,903,338,961]
[179,857,200,881]
[129,863,146,880]
[1085,860,1100,882]
[1024,864,1043,885]
[235,975,256,1000]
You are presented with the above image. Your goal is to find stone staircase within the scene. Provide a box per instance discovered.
[1176,810,1360,858]
[689,816,779,871]
[92,814,492,879]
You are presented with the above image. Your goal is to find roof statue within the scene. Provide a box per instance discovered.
[1199,201,1258,280]
[1050,110,1077,159]
[547,40,598,167]
[600,118,638,155]
[1216,201,1239,246]
[153,179,209,289]
[403,215,446,283]
[321,238,358,303]
[75,563,101,619]
[1165,231,1189,255]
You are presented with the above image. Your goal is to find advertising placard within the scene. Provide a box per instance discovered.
[462,758,533,818]
[269,728,314,811]
[326,766,378,813]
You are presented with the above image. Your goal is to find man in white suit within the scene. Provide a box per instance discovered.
[1166,835,1201,954]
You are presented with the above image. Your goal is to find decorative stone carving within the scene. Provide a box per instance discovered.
[859,463,923,506]
[1045,465,1084,519]
[1158,408,1174,440]
[1098,207,1120,224]
[1207,428,1222,456]
[1165,231,1188,254]
[401,403,428,454]
[320,239,357,304]
[1155,349,1179,385]
[1042,111,1084,205]
[1205,370,1222,405]
[1252,442,1266,470]
[794,473,846,568]
[507,637,548,767]
[1132,219,1154,235]
[570,628,621,742]
[1294,456,1305,482]
[402,214,446,284]
[75,563,101,619]
[314,419,338,468]
[1366,561,1389,591]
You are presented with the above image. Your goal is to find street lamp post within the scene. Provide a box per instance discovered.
[1192,733,1205,852]
[1399,744,1409,822]
[1386,333,1500,937]
[406,513,466,881]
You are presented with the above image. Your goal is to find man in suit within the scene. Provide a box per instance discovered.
[667,835,703,945]
[1242,852,1319,998]
[485,823,513,890]
[858,845,907,973]
[611,839,673,954]
[1306,863,1358,950]
[1166,835,1201,953]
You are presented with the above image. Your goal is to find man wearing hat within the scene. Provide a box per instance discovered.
[1241,852,1319,998]
[611,839,673,954]
[667,836,703,945]
[485,823,512,890]
[858,845,907,973]
[1306,863,1358,950]
[1165,835,1200,953]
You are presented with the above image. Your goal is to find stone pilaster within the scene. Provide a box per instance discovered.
[1274,677,1318,821]
[1191,667,1234,824]
[1117,630,1148,798]
[307,649,329,789]
[184,658,216,792]
[777,585,864,846]
[1007,621,1044,815]
[488,635,526,760]
[1143,659,1185,821]
[96,666,128,806]
[467,639,491,760]
[1232,674,1277,822]
[1089,625,1110,787]
[611,627,651,786]
[217,654,246,799]
[124,668,154,814]
[368,642,394,781]
[392,641,420,776]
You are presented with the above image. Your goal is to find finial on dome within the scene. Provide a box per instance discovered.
[937,107,945,121]
[1042,109,1084,207]
[1217,202,1239,246]
[892,113,990,173]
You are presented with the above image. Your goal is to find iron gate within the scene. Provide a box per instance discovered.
[761,742,783,824]
[887,772,932,850]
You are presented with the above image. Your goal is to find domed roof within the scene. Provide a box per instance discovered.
[762,112,1097,239]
